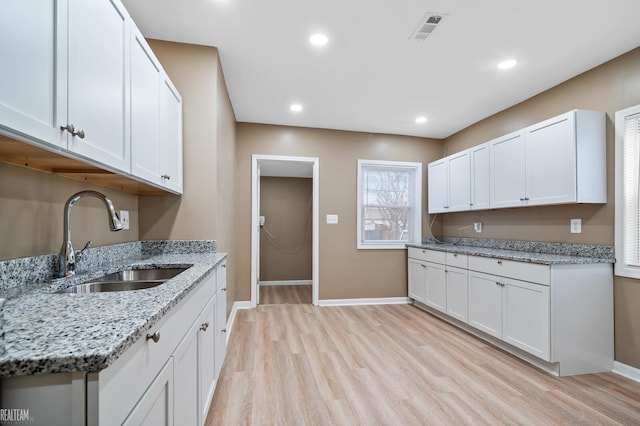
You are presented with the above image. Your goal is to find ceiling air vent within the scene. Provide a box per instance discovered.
[410,12,447,41]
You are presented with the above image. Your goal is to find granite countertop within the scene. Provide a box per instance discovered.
[0,241,226,378]
[407,239,615,265]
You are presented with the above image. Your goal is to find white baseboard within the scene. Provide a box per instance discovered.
[226,301,251,343]
[612,361,640,383]
[259,280,312,286]
[317,297,412,307]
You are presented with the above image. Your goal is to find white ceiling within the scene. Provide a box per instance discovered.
[123,0,640,139]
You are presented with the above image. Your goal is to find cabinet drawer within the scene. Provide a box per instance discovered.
[98,270,216,424]
[446,252,468,268]
[468,256,550,285]
[408,247,446,264]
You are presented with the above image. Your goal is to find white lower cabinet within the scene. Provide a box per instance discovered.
[173,321,200,426]
[425,262,446,312]
[123,358,174,426]
[409,248,613,376]
[198,297,217,423]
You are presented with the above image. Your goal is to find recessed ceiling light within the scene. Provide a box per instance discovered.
[415,116,427,124]
[497,59,517,70]
[290,104,303,112]
[309,33,328,46]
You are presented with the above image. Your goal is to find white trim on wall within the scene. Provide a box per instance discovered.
[226,301,251,343]
[260,280,313,286]
[318,297,412,307]
[612,361,640,383]
[251,154,320,308]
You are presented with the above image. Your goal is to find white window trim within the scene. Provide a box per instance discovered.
[356,159,422,249]
[615,104,640,279]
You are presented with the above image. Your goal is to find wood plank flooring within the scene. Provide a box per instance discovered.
[205,304,640,425]
[259,285,311,305]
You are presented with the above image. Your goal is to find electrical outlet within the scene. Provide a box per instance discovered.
[473,222,482,233]
[120,210,130,230]
[326,214,338,224]
[570,218,581,234]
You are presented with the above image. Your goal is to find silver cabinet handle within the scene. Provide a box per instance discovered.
[495,281,505,287]
[519,197,525,201]
[200,322,209,332]
[222,287,227,292]
[60,123,75,133]
[524,197,529,201]
[73,129,85,139]
[146,331,160,343]
[497,260,503,265]
[161,174,171,180]
[222,264,227,268]
[421,264,426,268]
[222,329,227,333]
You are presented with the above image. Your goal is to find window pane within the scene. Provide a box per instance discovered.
[364,169,411,207]
[363,206,410,241]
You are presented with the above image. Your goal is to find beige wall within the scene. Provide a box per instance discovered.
[139,40,237,315]
[234,124,442,301]
[259,177,312,281]
[442,46,640,368]
[0,161,139,260]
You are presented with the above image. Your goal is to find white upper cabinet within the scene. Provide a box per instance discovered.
[130,23,162,185]
[427,150,470,213]
[159,75,184,194]
[0,0,66,149]
[470,143,490,210]
[525,110,606,205]
[489,130,526,208]
[447,150,471,211]
[66,0,131,173]
[427,110,606,213]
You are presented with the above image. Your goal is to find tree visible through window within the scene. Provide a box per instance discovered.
[357,160,422,249]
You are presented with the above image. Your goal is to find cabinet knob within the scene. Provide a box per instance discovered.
[222,329,227,333]
[421,264,426,268]
[444,206,450,209]
[60,123,75,133]
[200,322,209,332]
[146,331,160,343]
[497,260,503,265]
[72,129,85,139]
[161,174,171,180]
[453,254,458,257]
[222,287,227,292]
[524,197,529,201]
[519,197,525,201]
[222,264,227,268]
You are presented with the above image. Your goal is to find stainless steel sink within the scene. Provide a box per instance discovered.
[58,267,188,293]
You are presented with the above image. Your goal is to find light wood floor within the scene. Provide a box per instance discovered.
[259,285,311,305]
[206,304,640,425]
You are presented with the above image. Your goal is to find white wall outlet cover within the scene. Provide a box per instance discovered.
[120,210,130,230]
[473,222,482,233]
[570,218,581,234]
[326,214,338,224]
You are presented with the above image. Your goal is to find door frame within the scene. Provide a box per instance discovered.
[251,154,319,307]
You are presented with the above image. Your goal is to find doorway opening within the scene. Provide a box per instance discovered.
[251,155,319,307]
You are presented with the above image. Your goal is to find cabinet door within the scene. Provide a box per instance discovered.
[408,258,427,303]
[425,262,447,313]
[468,271,502,338]
[123,358,174,426]
[446,266,468,323]
[503,278,550,360]
[490,131,525,208]
[159,75,183,194]
[173,321,199,426]
[447,150,471,211]
[470,143,490,210]
[198,296,216,423]
[525,111,577,206]
[0,0,66,148]
[215,285,228,380]
[67,0,130,172]
[427,159,448,213]
[130,23,162,185]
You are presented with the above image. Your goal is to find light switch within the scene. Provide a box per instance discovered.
[326,214,338,224]
[570,218,581,234]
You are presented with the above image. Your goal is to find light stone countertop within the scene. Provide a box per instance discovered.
[407,242,614,265]
[0,243,226,378]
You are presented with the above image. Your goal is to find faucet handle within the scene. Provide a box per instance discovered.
[76,241,92,260]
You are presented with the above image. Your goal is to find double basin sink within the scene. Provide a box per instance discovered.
[58,267,188,294]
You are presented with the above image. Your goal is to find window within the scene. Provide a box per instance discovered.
[357,159,422,249]
[615,104,640,278]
